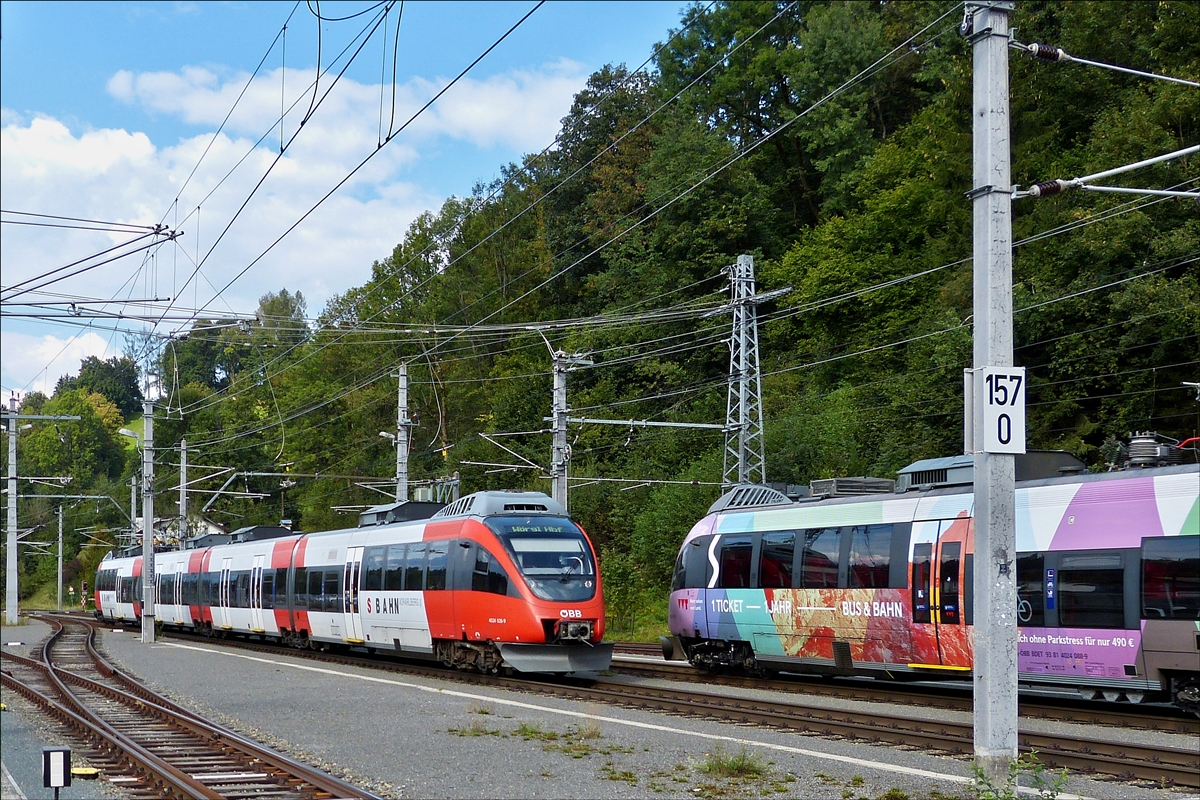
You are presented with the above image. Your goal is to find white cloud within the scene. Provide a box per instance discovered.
[0,330,117,397]
[2,58,586,393]
[106,60,588,152]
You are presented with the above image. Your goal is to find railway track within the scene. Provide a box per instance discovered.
[110,626,1199,790]
[609,646,1200,735]
[0,615,381,800]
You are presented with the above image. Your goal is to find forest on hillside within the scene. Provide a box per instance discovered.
[9,1,1198,623]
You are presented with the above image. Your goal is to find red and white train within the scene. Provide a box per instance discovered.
[94,491,612,673]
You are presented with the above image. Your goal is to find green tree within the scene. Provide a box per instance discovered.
[54,355,143,418]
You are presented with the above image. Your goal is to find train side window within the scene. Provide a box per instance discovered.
[1142,537,1199,620]
[307,569,323,610]
[912,543,932,623]
[472,547,511,595]
[385,544,406,591]
[680,535,711,589]
[363,546,385,591]
[848,524,892,588]
[759,532,795,589]
[489,558,511,596]
[1016,553,1045,626]
[472,546,490,591]
[426,542,448,590]
[239,572,253,608]
[1058,552,1124,628]
[262,571,275,609]
[670,548,687,592]
[293,567,308,608]
[940,542,961,624]
[323,570,341,612]
[405,543,427,591]
[717,535,753,588]
[800,528,840,588]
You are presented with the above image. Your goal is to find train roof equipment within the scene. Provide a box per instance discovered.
[433,490,567,519]
[358,500,446,527]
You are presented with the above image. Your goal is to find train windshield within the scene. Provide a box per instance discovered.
[486,516,597,601]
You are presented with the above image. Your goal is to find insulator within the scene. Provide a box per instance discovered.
[1028,180,1067,198]
[1029,43,1067,62]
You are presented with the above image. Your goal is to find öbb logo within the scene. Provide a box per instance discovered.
[559,609,582,618]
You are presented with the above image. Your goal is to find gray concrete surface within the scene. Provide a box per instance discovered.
[4,617,1197,800]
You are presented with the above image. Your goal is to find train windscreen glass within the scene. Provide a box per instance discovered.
[487,516,597,601]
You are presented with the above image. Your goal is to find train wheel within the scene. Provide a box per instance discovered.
[1173,675,1200,717]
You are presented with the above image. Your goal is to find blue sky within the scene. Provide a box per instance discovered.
[0,0,691,396]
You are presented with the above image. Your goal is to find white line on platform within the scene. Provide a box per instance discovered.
[155,641,1088,799]
[1,760,29,800]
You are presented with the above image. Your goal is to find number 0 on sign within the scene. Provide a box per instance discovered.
[978,367,1026,454]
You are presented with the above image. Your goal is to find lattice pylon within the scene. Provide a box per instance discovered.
[723,255,767,488]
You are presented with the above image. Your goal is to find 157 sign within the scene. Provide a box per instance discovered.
[978,367,1026,454]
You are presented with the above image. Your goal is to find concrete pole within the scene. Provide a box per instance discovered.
[141,400,156,643]
[969,0,1017,785]
[551,357,568,510]
[396,365,409,502]
[57,505,63,612]
[6,397,18,625]
[179,438,187,542]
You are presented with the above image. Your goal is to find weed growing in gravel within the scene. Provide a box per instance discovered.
[699,746,768,779]
[514,721,557,741]
[447,719,500,737]
[877,789,910,800]
[971,752,1067,800]
[850,775,866,786]
[601,764,638,785]
[467,702,493,715]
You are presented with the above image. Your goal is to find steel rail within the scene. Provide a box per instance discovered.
[141,627,1200,789]
[15,615,384,799]
[2,650,225,799]
[607,653,1200,735]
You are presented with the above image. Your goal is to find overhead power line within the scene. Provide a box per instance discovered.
[1012,39,1200,87]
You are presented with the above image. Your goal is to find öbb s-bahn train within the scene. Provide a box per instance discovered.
[664,456,1199,714]
[95,491,613,673]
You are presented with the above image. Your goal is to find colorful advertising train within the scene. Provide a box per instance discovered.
[665,456,1199,714]
[95,491,612,674]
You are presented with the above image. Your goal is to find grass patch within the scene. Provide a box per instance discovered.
[467,702,493,715]
[601,764,638,785]
[699,746,768,780]
[447,719,500,737]
[514,721,558,741]
[576,718,601,739]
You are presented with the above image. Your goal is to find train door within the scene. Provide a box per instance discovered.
[172,565,184,624]
[217,557,232,629]
[343,546,365,643]
[910,519,971,669]
[250,555,265,632]
[155,572,164,623]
